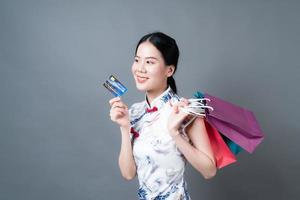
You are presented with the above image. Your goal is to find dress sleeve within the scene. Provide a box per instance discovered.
[128,102,143,141]
[128,102,140,123]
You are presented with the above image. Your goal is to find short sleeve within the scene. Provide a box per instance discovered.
[128,101,144,122]
[128,101,145,141]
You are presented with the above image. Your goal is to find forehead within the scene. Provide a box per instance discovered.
[136,41,163,59]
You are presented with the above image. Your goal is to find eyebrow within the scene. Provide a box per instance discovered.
[135,56,158,60]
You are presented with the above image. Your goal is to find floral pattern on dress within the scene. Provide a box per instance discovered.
[129,86,193,200]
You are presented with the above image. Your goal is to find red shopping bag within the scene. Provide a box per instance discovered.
[204,120,237,169]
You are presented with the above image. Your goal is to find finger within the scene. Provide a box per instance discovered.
[109,96,120,104]
[179,98,188,103]
[174,104,180,113]
[115,110,125,117]
[112,101,123,108]
[112,102,127,109]
[180,98,189,106]
[117,101,128,109]
[113,112,123,119]
[111,109,126,118]
[178,107,188,116]
[173,100,188,113]
[177,101,188,109]
[112,107,127,115]
[180,97,187,102]
[174,101,185,107]
[114,107,126,113]
[109,97,121,106]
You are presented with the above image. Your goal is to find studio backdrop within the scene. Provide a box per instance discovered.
[0,0,299,199]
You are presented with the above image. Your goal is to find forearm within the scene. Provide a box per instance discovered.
[170,130,216,179]
[118,126,136,180]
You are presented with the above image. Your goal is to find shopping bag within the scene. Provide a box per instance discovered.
[204,120,237,169]
[194,91,264,153]
[221,134,243,155]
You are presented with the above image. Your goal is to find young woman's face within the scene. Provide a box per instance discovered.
[131,41,173,92]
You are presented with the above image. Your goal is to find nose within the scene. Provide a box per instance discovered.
[137,60,147,73]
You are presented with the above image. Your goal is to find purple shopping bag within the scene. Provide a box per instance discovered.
[194,92,264,153]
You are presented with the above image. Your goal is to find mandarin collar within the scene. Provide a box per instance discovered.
[144,85,175,110]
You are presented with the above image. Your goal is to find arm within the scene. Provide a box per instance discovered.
[118,125,137,180]
[108,97,137,180]
[167,98,217,179]
[170,117,217,179]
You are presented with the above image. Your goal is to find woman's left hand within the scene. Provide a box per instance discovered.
[167,98,193,136]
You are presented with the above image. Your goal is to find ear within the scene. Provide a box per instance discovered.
[166,65,175,77]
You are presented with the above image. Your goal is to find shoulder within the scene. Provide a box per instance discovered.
[170,93,198,131]
[128,100,146,118]
[169,92,184,105]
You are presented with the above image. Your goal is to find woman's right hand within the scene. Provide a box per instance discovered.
[109,97,130,128]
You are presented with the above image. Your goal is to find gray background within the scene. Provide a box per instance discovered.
[0,0,299,199]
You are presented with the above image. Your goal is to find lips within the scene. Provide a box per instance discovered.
[136,75,149,83]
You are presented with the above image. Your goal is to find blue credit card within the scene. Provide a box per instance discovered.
[103,75,128,97]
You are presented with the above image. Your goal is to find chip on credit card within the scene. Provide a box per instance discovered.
[103,75,128,97]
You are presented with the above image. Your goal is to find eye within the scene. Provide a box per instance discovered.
[146,60,155,64]
[134,58,139,62]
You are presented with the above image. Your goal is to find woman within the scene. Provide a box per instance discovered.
[109,32,216,200]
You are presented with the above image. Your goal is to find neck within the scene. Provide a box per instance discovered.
[146,85,168,106]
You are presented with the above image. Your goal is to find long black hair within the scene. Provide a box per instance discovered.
[134,32,179,94]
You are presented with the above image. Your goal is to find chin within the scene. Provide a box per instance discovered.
[135,84,148,92]
[135,80,154,92]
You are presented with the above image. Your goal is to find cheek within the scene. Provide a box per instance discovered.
[148,65,165,77]
[131,63,136,74]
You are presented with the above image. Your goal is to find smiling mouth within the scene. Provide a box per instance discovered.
[136,75,149,83]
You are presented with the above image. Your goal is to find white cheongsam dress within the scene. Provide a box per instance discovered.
[129,86,196,200]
